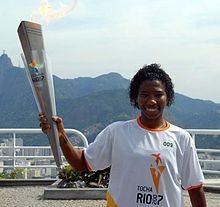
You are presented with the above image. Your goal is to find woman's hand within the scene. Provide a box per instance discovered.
[39,113,65,137]
[39,113,51,134]
[51,116,66,138]
[39,113,87,171]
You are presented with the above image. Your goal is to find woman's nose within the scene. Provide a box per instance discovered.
[147,96,157,105]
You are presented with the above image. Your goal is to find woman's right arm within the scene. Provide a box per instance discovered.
[39,115,87,172]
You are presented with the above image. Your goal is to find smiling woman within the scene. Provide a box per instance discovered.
[136,80,168,129]
[129,64,174,130]
[40,63,207,207]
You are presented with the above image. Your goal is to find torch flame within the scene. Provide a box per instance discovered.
[30,0,77,24]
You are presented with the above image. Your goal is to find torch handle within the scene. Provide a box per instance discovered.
[47,118,62,169]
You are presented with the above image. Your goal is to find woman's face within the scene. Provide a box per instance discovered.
[136,79,168,127]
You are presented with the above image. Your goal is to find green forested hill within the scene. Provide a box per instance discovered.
[0,53,220,148]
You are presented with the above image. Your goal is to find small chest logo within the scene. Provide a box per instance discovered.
[159,137,176,151]
[163,141,173,148]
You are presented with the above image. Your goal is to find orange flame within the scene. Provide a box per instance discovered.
[30,0,77,24]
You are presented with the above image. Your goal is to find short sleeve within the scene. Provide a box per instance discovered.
[181,133,204,190]
[84,125,113,171]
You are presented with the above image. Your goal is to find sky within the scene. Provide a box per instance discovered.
[1,0,220,103]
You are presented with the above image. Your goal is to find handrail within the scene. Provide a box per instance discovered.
[187,129,220,135]
[0,128,88,148]
[0,128,88,174]
[0,128,220,178]
[187,129,220,176]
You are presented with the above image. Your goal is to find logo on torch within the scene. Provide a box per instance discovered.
[29,59,45,82]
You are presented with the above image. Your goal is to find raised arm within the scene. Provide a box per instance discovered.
[39,115,87,172]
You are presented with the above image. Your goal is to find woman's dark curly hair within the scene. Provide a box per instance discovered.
[129,63,174,108]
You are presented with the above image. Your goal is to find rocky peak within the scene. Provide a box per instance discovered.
[0,52,13,69]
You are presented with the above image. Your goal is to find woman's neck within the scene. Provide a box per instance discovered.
[139,116,166,130]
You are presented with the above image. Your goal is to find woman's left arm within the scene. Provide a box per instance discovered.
[188,186,207,207]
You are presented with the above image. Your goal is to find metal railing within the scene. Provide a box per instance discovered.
[188,129,220,175]
[0,128,220,177]
[0,128,88,171]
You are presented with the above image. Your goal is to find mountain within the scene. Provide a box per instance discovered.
[0,53,220,148]
[169,93,220,128]
[54,72,130,99]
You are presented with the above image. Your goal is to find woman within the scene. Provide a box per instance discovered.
[40,64,206,207]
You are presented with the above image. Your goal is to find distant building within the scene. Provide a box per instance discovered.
[0,137,57,178]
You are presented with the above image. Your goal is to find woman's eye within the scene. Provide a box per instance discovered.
[141,94,148,98]
[156,93,164,98]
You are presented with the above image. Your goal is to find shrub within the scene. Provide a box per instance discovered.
[58,165,110,188]
[0,168,25,179]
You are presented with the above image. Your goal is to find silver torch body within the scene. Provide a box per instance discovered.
[17,21,62,169]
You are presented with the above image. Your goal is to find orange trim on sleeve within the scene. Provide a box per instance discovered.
[137,116,170,132]
[186,184,203,190]
[82,150,93,172]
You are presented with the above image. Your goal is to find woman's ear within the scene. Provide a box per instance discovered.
[166,95,169,107]
[135,99,140,109]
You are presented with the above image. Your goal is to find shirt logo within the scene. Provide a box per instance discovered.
[150,153,166,193]
[159,137,176,151]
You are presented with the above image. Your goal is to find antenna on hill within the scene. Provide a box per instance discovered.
[18,57,21,68]
[3,50,6,54]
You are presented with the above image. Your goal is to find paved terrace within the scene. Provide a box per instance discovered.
[0,179,220,207]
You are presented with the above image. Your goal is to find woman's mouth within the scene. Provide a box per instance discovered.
[145,107,159,112]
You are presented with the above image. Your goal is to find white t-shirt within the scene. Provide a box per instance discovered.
[84,118,204,207]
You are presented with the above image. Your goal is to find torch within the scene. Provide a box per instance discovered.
[17,21,62,169]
